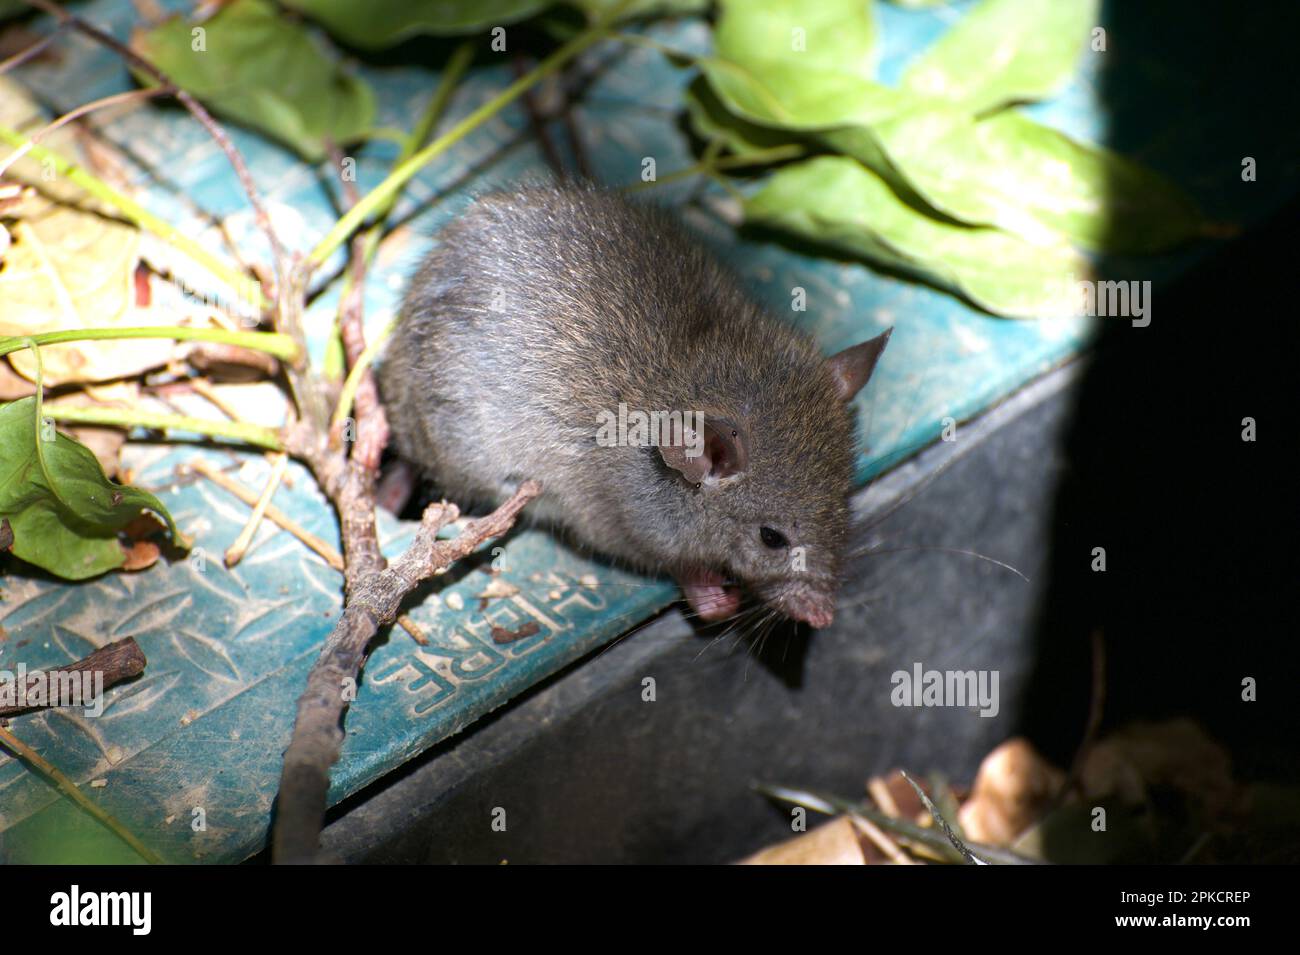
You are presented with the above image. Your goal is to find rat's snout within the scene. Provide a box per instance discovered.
[771,582,837,629]
[784,598,834,629]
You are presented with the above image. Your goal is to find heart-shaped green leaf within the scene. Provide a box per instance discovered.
[901,0,1099,114]
[283,0,551,48]
[706,0,914,129]
[684,76,801,157]
[701,0,1203,254]
[824,107,1206,253]
[0,396,182,580]
[132,0,375,161]
[745,155,1090,318]
[576,0,709,16]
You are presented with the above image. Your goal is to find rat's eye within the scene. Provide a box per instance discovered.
[759,526,788,549]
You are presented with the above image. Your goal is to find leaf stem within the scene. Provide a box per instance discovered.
[0,326,300,364]
[42,405,283,451]
[331,318,394,435]
[326,41,475,381]
[307,0,637,270]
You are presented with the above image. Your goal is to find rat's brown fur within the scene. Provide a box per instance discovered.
[379,185,887,627]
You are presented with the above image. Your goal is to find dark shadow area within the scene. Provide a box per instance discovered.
[1018,0,1300,860]
[1021,195,1300,774]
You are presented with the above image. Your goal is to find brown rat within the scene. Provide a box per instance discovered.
[378,184,890,628]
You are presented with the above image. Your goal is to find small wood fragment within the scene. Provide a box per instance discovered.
[0,637,147,717]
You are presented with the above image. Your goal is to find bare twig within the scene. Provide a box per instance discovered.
[186,458,343,571]
[186,378,242,420]
[397,615,429,646]
[0,23,62,74]
[900,770,987,865]
[0,637,159,863]
[272,480,540,863]
[0,637,147,717]
[322,139,387,466]
[514,56,566,177]
[0,85,171,177]
[223,452,288,567]
[185,457,428,647]
[847,814,917,865]
[279,152,536,860]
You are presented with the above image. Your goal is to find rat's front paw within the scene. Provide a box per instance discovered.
[678,569,741,621]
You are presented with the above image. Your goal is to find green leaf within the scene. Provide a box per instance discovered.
[132,0,375,161]
[576,0,710,17]
[683,76,802,157]
[745,155,1090,318]
[0,396,182,580]
[901,0,1099,114]
[825,107,1205,253]
[705,0,915,129]
[283,0,551,48]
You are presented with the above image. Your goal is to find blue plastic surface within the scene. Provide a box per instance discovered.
[0,0,1295,862]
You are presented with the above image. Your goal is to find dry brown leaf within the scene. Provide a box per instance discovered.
[117,511,169,571]
[958,738,1065,846]
[740,816,868,865]
[185,341,280,381]
[0,77,173,386]
[870,768,928,823]
[120,538,161,571]
[0,356,36,400]
[1080,719,1241,821]
[0,181,19,261]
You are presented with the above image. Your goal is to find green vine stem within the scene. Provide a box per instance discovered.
[0,723,165,865]
[0,326,300,363]
[331,318,394,435]
[0,125,269,310]
[325,40,476,382]
[307,0,638,270]
[41,405,283,450]
[626,143,807,192]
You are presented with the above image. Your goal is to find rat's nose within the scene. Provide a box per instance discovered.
[782,590,835,628]
[795,608,837,631]
[800,606,834,629]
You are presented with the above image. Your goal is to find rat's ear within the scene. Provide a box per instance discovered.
[660,419,748,485]
[826,327,892,403]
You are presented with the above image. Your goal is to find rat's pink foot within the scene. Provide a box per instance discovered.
[679,569,741,621]
[376,459,415,515]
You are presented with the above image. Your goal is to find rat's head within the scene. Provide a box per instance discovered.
[655,327,892,629]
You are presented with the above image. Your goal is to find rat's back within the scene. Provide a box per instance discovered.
[378,183,885,627]
[381,186,788,538]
